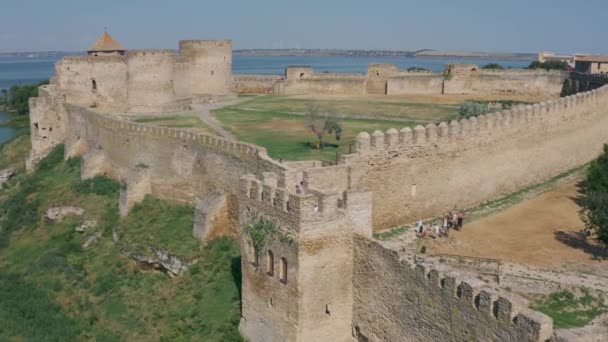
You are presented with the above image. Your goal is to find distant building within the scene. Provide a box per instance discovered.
[538,52,608,74]
[574,54,608,74]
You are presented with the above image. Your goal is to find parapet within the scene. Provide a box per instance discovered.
[179,40,232,48]
[64,104,265,159]
[354,85,608,155]
[239,173,351,230]
[126,49,176,58]
[411,262,553,340]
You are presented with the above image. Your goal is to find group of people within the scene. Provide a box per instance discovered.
[416,210,466,239]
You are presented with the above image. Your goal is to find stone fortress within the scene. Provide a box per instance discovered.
[27,32,608,341]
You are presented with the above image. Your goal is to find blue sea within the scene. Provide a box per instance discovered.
[0,54,531,90]
[0,54,530,143]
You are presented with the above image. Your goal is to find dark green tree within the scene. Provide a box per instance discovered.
[482,63,504,70]
[526,61,568,71]
[580,144,608,248]
[3,80,48,115]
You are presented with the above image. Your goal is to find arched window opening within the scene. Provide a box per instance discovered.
[91,79,97,91]
[299,73,305,79]
[266,250,274,276]
[279,257,287,283]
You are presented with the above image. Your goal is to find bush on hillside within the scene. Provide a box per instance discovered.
[580,144,608,249]
[458,100,487,118]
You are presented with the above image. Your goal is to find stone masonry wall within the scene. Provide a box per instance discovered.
[232,74,283,94]
[351,86,608,229]
[353,237,554,342]
[238,175,363,342]
[62,104,288,207]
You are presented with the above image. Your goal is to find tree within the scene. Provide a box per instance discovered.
[526,60,568,71]
[458,100,487,118]
[2,80,48,115]
[407,67,429,72]
[580,144,608,248]
[306,101,342,149]
[482,63,504,70]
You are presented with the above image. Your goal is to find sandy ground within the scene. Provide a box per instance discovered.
[425,179,608,269]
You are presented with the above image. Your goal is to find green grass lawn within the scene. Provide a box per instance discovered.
[213,106,409,162]
[135,115,213,134]
[233,95,459,122]
[0,142,243,341]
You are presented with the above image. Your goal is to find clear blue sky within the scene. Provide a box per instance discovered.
[1,0,607,54]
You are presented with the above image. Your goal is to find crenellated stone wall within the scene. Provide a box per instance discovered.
[350,85,608,229]
[352,237,553,342]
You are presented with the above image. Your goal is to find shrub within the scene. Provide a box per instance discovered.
[407,67,429,72]
[482,63,504,70]
[1,80,49,115]
[72,176,120,196]
[526,60,568,71]
[458,100,487,118]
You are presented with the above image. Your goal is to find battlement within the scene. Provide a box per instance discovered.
[239,174,348,230]
[355,86,608,154]
[126,49,177,57]
[412,263,548,329]
[353,237,554,341]
[179,39,232,48]
[61,55,126,63]
[64,104,264,158]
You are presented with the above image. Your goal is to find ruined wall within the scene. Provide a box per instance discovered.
[232,74,282,94]
[351,86,608,229]
[365,64,399,95]
[27,85,68,169]
[353,237,554,341]
[62,104,287,206]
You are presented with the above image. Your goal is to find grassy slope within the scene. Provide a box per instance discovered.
[0,142,242,341]
[531,289,608,329]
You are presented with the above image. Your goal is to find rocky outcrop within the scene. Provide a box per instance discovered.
[0,168,16,188]
[45,206,84,221]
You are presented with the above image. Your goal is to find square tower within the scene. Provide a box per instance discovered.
[237,174,371,342]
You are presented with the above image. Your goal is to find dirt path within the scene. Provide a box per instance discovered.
[190,98,250,139]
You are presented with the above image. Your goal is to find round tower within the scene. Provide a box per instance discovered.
[179,40,232,95]
[126,50,175,111]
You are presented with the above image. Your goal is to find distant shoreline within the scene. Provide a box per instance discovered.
[0,49,536,61]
